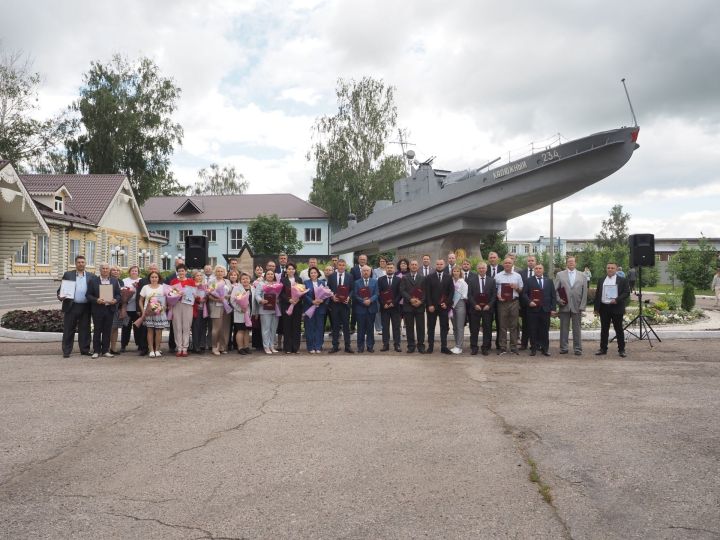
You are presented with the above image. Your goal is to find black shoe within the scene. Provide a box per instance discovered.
[367,349,374,353]
[530,349,537,356]
[120,347,126,353]
[381,345,390,352]
[619,350,627,358]
[238,349,246,355]
[81,351,91,356]
[417,345,426,354]
[441,347,452,355]
[574,351,582,356]
[481,348,489,356]
[510,349,519,355]
[344,348,355,354]
[138,350,148,356]
[595,350,607,356]
[559,350,568,355]
[425,346,433,354]
[63,353,70,358]
[394,345,401,352]
[329,348,340,354]
[407,347,415,354]
[471,347,478,355]
[357,348,364,353]
[542,350,550,357]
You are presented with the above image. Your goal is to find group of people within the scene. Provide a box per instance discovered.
[58,251,631,358]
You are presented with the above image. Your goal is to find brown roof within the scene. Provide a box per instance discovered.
[19,174,126,225]
[141,194,328,222]
[33,199,96,226]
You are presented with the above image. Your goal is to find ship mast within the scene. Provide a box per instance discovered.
[621,78,638,127]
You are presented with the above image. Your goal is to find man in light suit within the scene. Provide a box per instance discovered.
[57,255,94,358]
[555,256,588,356]
[523,263,557,356]
[595,262,631,357]
[353,265,379,353]
[400,260,426,354]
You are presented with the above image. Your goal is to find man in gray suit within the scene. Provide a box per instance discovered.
[554,256,588,355]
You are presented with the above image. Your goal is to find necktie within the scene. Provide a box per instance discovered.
[464,272,468,279]
[480,277,484,293]
[339,273,343,287]
[539,278,543,289]
[364,279,368,287]
[437,272,442,280]
[528,269,532,279]
[412,273,416,280]
[388,276,392,286]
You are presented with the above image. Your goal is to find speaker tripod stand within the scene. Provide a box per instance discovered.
[614,266,661,347]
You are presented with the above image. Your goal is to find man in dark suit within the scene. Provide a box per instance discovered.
[353,265,379,353]
[467,262,496,355]
[378,262,402,352]
[523,263,557,356]
[519,255,537,350]
[85,262,122,358]
[425,259,455,354]
[349,254,367,333]
[594,262,631,357]
[486,251,502,349]
[136,262,164,356]
[327,258,354,353]
[399,259,426,353]
[57,255,93,358]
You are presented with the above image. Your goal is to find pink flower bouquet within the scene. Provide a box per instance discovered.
[262,282,284,316]
[234,288,252,326]
[210,281,233,314]
[304,285,333,319]
[286,283,308,315]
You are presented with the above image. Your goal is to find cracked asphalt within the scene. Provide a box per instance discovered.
[0,340,718,539]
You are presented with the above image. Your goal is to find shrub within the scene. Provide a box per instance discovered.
[653,300,670,311]
[665,293,680,311]
[1,309,65,332]
[587,287,597,305]
[681,284,696,311]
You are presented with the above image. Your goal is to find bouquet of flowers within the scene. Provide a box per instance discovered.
[233,287,252,326]
[209,281,233,314]
[304,285,333,319]
[118,287,136,320]
[134,290,162,328]
[149,298,164,315]
[262,282,284,316]
[165,284,183,308]
[286,283,308,315]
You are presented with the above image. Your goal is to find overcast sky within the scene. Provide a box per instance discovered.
[4,0,720,240]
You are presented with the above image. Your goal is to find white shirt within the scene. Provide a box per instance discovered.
[494,271,523,299]
[601,275,618,304]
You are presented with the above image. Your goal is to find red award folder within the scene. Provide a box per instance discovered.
[500,283,513,301]
[411,287,424,301]
[475,292,489,307]
[439,294,449,309]
[359,287,371,299]
[264,293,277,310]
[380,289,394,305]
[558,286,568,303]
[336,285,350,302]
[531,289,543,306]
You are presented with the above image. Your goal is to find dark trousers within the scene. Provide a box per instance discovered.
[121,310,140,350]
[356,310,375,351]
[493,303,501,349]
[92,307,114,354]
[252,316,263,350]
[599,307,625,352]
[403,309,425,350]
[528,310,551,352]
[282,309,302,353]
[168,323,176,351]
[426,309,450,349]
[331,303,352,350]
[520,304,530,348]
[469,308,493,350]
[191,315,206,352]
[381,308,401,347]
[136,321,148,353]
[62,302,91,355]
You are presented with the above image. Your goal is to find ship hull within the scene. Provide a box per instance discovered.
[331,126,639,254]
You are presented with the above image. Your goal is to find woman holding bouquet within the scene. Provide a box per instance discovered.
[303,266,330,353]
[121,265,141,353]
[226,270,241,351]
[190,270,208,354]
[110,265,130,354]
[208,265,231,356]
[280,263,304,354]
[450,266,468,355]
[169,264,195,357]
[230,272,253,355]
[254,269,282,354]
[250,265,264,351]
[138,270,169,357]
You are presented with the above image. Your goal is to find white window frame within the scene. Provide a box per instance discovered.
[15,241,29,264]
[208,256,218,268]
[69,239,81,265]
[154,229,170,239]
[304,228,322,243]
[179,229,192,243]
[54,196,63,213]
[36,235,50,265]
[230,229,243,251]
[86,240,96,267]
[202,229,217,243]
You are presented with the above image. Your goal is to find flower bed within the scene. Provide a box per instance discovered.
[1,309,65,332]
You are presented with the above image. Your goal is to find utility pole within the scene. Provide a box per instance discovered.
[549,203,555,276]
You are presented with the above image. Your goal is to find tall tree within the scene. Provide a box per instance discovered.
[480,231,508,260]
[595,204,630,248]
[190,163,248,195]
[667,237,717,289]
[66,54,184,204]
[247,214,303,256]
[0,47,63,170]
[307,77,406,230]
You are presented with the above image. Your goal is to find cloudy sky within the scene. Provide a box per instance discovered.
[4,0,720,240]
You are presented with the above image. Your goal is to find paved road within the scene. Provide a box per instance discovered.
[1,341,718,539]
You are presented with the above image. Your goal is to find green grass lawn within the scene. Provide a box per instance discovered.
[642,285,713,296]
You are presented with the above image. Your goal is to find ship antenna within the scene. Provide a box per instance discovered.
[621,78,638,127]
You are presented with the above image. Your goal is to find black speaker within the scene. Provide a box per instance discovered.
[629,234,655,267]
[185,235,208,268]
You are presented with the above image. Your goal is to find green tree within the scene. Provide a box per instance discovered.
[66,54,184,204]
[595,204,630,249]
[480,231,508,260]
[307,76,406,229]
[667,237,717,289]
[247,214,303,256]
[0,47,63,170]
[191,163,248,195]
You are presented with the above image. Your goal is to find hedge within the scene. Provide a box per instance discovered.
[1,309,65,332]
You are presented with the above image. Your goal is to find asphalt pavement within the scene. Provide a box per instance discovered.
[0,340,718,539]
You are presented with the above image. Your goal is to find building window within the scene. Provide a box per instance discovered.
[69,239,81,265]
[37,235,49,265]
[230,229,243,251]
[110,246,127,268]
[86,240,96,267]
[162,256,171,271]
[208,256,217,268]
[15,241,29,264]
[154,229,170,239]
[304,228,322,243]
[202,229,217,243]
[179,229,192,243]
[54,196,63,213]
